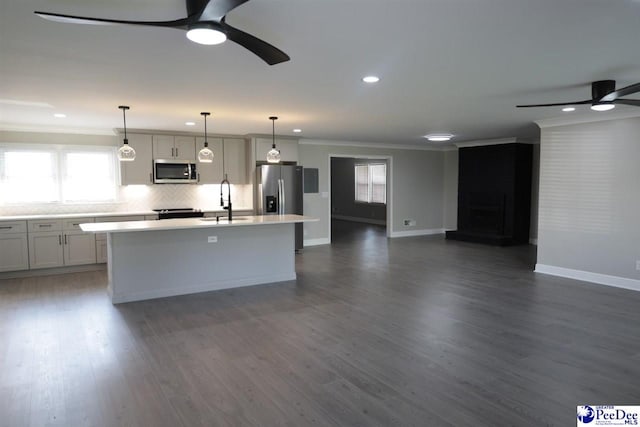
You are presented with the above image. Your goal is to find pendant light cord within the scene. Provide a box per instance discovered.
[270,116,278,148]
[119,105,130,143]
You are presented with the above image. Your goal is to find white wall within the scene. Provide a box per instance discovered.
[299,141,445,243]
[536,116,640,289]
[0,130,252,216]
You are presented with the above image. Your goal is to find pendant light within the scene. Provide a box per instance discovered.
[197,112,215,163]
[117,105,136,162]
[266,116,281,163]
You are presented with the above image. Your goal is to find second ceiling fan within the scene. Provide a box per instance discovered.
[517,80,640,111]
[35,0,290,65]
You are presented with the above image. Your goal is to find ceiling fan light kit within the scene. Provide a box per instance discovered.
[517,79,640,112]
[35,0,290,65]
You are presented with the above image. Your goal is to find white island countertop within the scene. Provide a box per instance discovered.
[80,214,316,234]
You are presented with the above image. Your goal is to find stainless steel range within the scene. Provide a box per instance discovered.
[153,208,204,220]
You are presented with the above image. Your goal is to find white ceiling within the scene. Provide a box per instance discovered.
[1,0,639,146]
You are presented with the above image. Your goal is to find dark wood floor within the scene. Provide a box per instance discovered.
[1,220,639,426]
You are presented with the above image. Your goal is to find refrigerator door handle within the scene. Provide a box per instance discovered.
[281,179,286,214]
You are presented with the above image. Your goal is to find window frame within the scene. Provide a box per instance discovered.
[354,162,387,205]
[0,143,119,206]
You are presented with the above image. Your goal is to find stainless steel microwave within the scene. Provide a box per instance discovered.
[153,160,197,184]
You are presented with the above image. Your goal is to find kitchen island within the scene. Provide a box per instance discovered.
[80,215,316,304]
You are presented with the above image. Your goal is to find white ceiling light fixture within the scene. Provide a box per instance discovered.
[185,121,196,126]
[362,75,380,83]
[117,105,136,162]
[590,103,615,112]
[197,112,215,163]
[561,107,575,112]
[267,116,281,163]
[53,113,66,118]
[292,128,302,133]
[424,133,454,142]
[186,25,227,45]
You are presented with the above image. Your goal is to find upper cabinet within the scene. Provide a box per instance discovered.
[120,133,153,185]
[153,135,196,161]
[195,137,224,184]
[223,138,248,184]
[255,137,298,163]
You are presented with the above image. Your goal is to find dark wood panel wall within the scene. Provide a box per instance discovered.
[447,143,533,245]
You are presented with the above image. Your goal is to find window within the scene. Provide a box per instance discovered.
[0,145,118,204]
[354,163,386,204]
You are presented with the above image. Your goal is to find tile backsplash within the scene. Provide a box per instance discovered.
[0,184,253,216]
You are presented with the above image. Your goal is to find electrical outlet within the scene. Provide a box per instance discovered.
[636,260,640,271]
[403,219,416,226]
[207,236,218,243]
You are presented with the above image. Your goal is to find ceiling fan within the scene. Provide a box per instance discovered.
[517,80,640,111]
[34,0,290,65]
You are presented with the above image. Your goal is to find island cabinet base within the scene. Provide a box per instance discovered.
[107,223,295,304]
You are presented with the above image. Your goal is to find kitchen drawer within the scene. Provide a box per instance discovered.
[98,215,146,222]
[28,219,63,232]
[0,220,27,234]
[63,217,95,231]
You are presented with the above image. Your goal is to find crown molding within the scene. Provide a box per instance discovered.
[453,137,535,148]
[535,109,640,129]
[299,138,449,151]
[0,123,116,136]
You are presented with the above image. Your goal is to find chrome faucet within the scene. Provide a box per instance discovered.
[220,174,232,221]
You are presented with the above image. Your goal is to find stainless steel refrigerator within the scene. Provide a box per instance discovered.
[256,164,303,250]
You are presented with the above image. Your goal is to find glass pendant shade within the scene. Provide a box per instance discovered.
[198,112,215,163]
[117,106,136,162]
[117,139,136,162]
[267,146,281,163]
[267,116,281,163]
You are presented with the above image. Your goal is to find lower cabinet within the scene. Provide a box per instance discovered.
[0,221,29,272]
[28,218,96,270]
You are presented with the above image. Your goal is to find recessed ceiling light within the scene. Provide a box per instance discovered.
[53,113,66,118]
[591,103,615,112]
[562,107,575,112]
[186,27,227,45]
[185,121,196,126]
[292,129,302,133]
[424,134,453,142]
[362,76,380,83]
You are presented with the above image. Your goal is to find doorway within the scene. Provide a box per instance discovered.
[328,155,391,243]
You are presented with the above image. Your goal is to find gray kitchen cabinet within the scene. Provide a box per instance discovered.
[223,138,248,184]
[120,133,153,185]
[196,136,224,184]
[28,218,96,269]
[255,137,298,163]
[153,135,196,161]
[0,221,29,272]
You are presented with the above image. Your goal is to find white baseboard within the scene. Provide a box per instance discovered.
[535,264,640,292]
[331,214,386,226]
[304,238,330,247]
[529,238,538,245]
[389,228,445,238]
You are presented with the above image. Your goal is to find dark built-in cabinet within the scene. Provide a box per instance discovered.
[446,143,532,246]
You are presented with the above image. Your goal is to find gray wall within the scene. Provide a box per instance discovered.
[299,141,445,242]
[331,157,387,224]
[537,116,640,281]
[443,150,458,230]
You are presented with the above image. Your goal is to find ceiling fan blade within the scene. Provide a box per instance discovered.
[600,82,640,102]
[614,99,640,107]
[516,100,591,108]
[221,22,289,65]
[34,11,192,28]
[200,0,250,21]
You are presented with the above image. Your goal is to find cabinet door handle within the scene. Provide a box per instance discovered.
[64,235,68,245]
[39,224,52,228]
[58,235,62,245]
[150,173,153,183]
[171,147,175,157]
[197,173,200,183]
[0,226,12,230]
[175,148,179,157]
